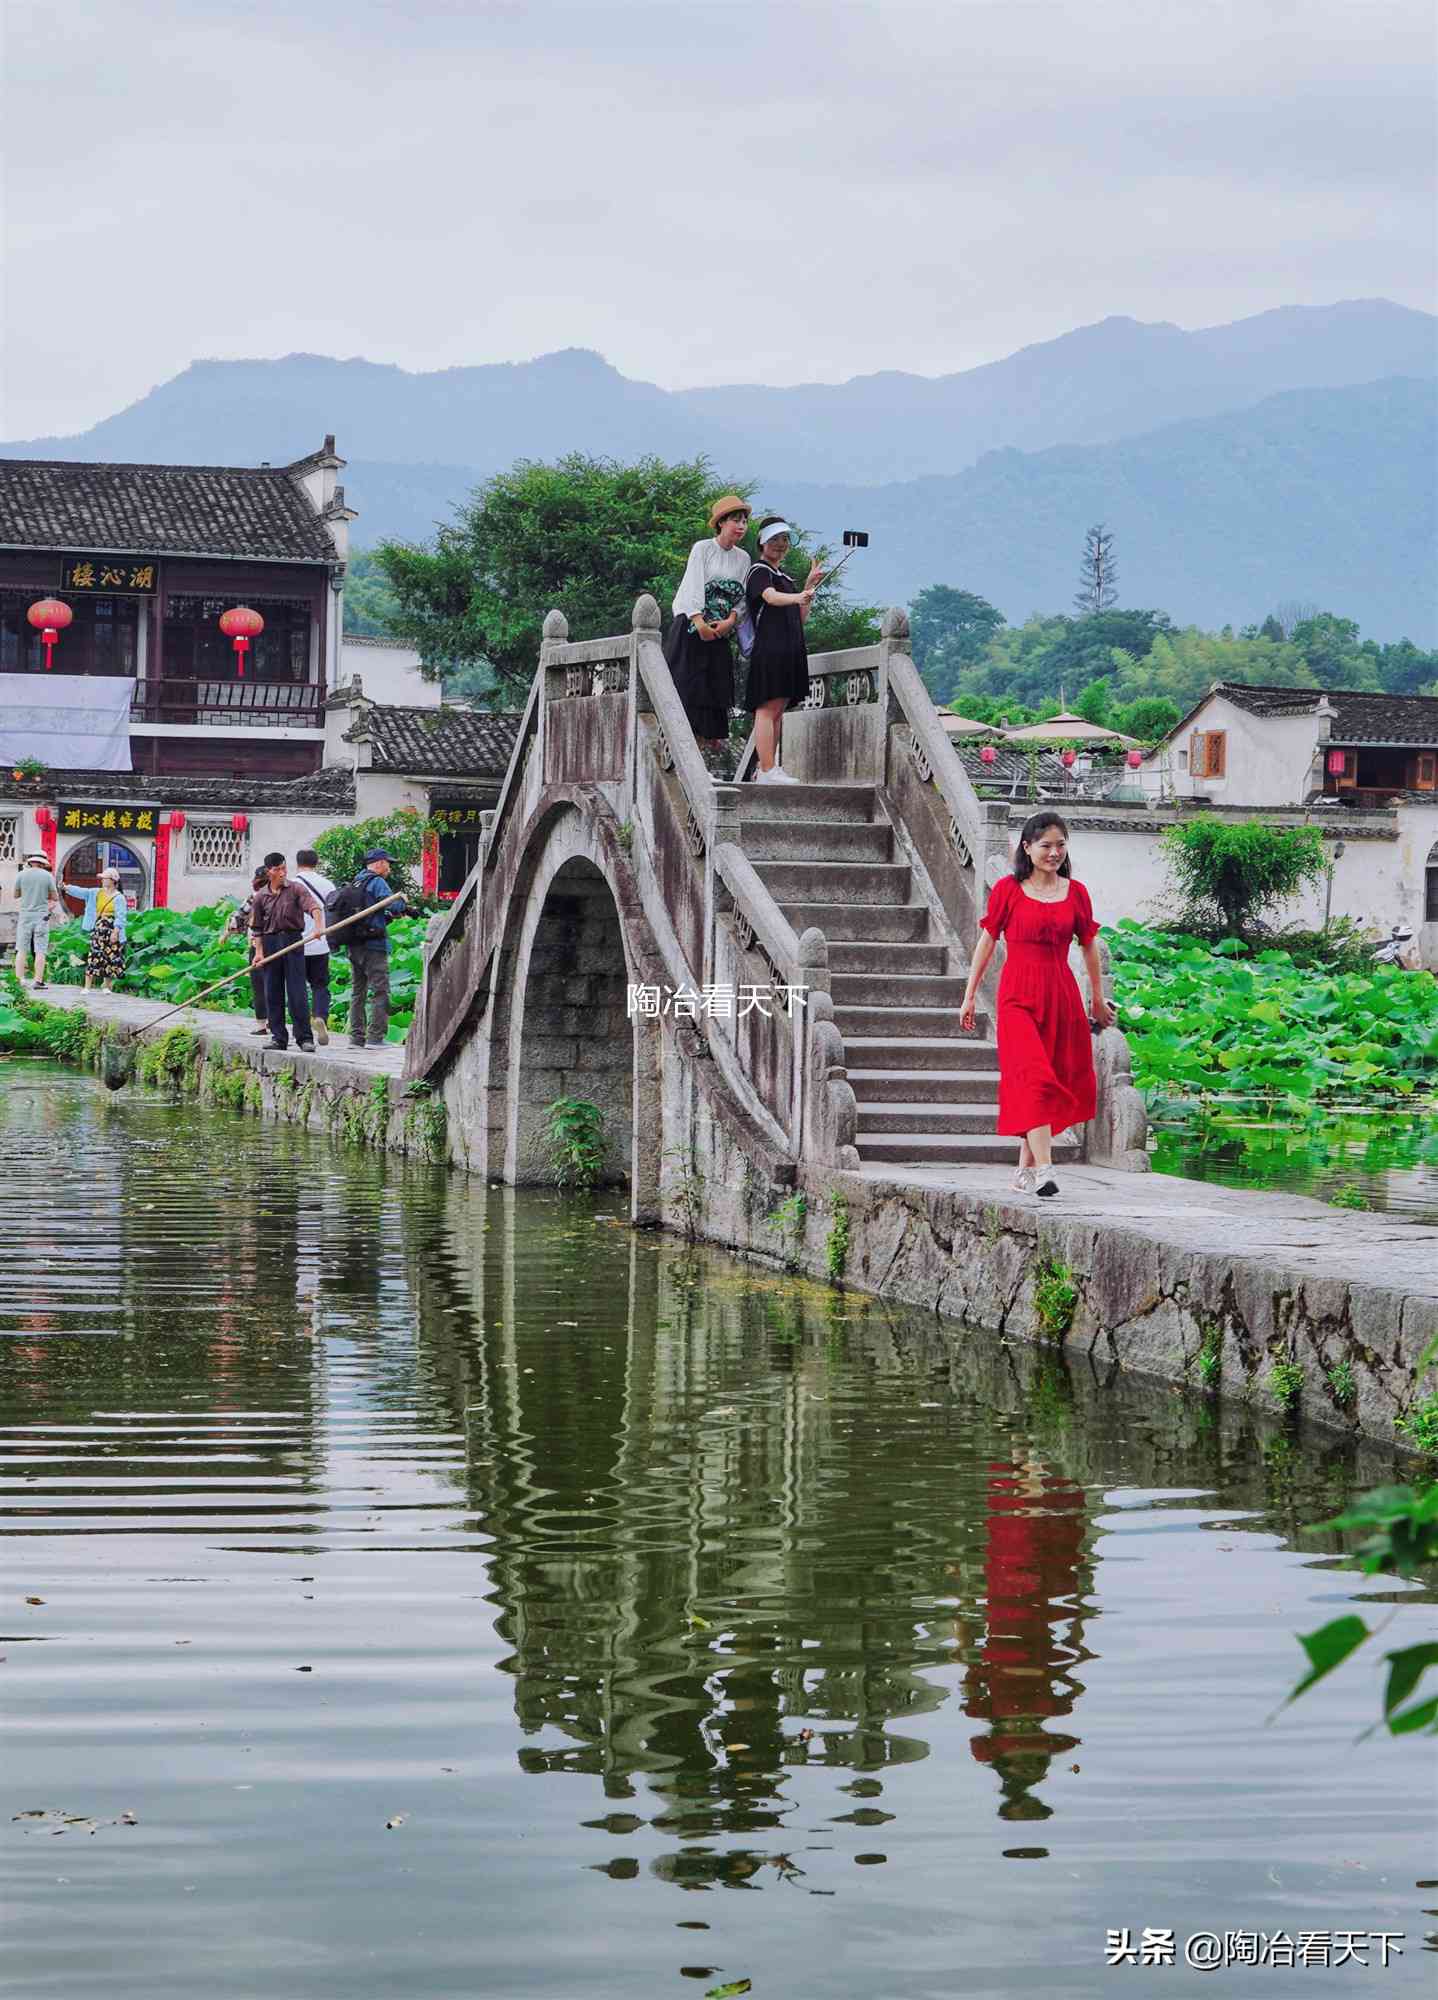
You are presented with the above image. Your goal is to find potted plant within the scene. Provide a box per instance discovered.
[9,758,47,795]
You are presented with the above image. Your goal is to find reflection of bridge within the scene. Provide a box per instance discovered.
[406,599,1148,1214]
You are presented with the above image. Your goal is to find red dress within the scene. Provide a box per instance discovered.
[980,875,1099,1137]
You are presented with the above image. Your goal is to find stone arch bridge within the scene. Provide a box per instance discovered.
[405,599,1148,1225]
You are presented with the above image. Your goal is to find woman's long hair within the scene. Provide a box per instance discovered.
[1012,810,1072,881]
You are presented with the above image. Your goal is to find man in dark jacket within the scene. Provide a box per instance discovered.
[347,848,407,1048]
[249,852,325,1052]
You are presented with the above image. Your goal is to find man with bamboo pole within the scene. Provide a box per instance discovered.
[249,852,325,1052]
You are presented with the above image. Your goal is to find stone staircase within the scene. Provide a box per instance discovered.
[736,781,1077,1169]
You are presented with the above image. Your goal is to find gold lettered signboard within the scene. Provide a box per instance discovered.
[60,556,159,594]
[432,803,488,828]
[58,805,158,835]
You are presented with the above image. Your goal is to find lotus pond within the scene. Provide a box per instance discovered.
[1110,925,1438,1220]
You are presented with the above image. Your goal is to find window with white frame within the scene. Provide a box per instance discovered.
[0,817,17,864]
[188,821,247,873]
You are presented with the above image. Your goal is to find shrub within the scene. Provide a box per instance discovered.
[312,810,440,896]
[1160,817,1328,937]
[1268,1360,1304,1407]
[545,1097,608,1189]
[1033,1260,1078,1338]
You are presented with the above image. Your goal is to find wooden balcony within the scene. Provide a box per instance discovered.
[130,680,325,729]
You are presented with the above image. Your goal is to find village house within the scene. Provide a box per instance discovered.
[0,444,518,925]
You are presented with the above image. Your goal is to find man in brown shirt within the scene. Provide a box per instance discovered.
[249,852,326,1051]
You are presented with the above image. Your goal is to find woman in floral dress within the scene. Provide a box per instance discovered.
[667,495,752,764]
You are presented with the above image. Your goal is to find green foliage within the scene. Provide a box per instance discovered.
[341,547,403,637]
[1111,695,1181,742]
[766,1191,808,1269]
[10,755,46,779]
[661,1148,705,1241]
[312,810,435,898]
[1033,1260,1078,1338]
[1110,921,1438,1104]
[136,1026,198,1090]
[825,1192,850,1285]
[1396,1394,1438,1456]
[1328,1183,1369,1210]
[1196,1323,1223,1388]
[1267,1360,1304,1407]
[1161,816,1328,936]
[909,585,1006,705]
[1283,1483,1438,1737]
[545,1097,608,1190]
[1327,1359,1356,1406]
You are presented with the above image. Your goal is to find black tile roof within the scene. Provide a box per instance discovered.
[344,703,523,776]
[1212,682,1438,745]
[0,453,339,563]
[0,765,356,812]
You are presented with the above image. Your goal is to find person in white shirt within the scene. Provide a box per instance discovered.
[293,847,336,1045]
[666,494,752,766]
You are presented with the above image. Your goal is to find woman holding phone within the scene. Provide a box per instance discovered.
[744,516,824,783]
[958,811,1113,1197]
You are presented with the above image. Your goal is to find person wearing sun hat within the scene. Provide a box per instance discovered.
[12,850,60,987]
[743,516,824,783]
[665,493,753,771]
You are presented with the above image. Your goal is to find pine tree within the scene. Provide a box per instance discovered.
[1075,523,1118,615]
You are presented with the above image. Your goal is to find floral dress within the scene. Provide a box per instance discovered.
[667,538,750,740]
[85,890,127,984]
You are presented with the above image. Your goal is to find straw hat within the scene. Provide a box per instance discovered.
[707,494,750,532]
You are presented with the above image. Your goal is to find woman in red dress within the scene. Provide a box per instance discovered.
[959,812,1113,1197]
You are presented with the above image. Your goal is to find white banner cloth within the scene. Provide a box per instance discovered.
[0,675,134,773]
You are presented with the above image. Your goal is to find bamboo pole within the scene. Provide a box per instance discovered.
[138,891,408,1034]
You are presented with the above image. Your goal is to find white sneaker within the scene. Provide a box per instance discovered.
[1010,1166,1033,1194]
[313,1016,329,1045]
[769,765,799,784]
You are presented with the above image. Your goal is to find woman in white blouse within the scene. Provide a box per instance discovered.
[666,495,752,761]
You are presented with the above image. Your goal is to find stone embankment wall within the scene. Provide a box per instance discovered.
[660,1089,1438,1453]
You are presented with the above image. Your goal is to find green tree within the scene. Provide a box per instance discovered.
[313,809,438,899]
[1075,676,1112,727]
[1075,522,1118,614]
[343,548,403,637]
[1112,694,1182,742]
[1160,817,1328,936]
[909,585,1006,705]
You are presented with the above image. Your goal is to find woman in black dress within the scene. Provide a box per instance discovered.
[744,517,822,783]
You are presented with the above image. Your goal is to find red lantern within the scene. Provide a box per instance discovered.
[168,810,186,832]
[1327,749,1346,776]
[218,605,264,677]
[27,598,73,671]
[979,744,997,766]
[1127,749,1144,769]
[1061,748,1077,768]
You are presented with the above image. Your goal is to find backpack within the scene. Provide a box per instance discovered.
[325,878,368,927]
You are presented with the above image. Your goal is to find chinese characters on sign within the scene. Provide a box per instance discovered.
[627,982,807,1020]
[60,556,159,594]
[433,806,487,827]
[59,806,157,835]
[1104,1928,1403,1970]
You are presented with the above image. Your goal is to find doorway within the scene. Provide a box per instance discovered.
[61,838,149,917]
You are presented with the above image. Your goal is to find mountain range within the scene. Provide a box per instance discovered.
[3,300,1434,640]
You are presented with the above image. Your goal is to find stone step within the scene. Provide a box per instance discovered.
[826,940,951,975]
[830,972,969,1009]
[834,1003,980,1039]
[754,860,912,906]
[856,1102,1000,1135]
[779,902,933,942]
[739,819,894,864]
[855,1131,1081,1166]
[737,781,877,823]
[848,1068,1002,1104]
[842,1035,997,1071]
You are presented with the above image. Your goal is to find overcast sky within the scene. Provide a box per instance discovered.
[2,0,1434,440]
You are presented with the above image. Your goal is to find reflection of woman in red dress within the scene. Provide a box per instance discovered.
[960,812,1112,1198]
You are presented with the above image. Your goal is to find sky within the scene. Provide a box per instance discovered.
[2,0,1434,440]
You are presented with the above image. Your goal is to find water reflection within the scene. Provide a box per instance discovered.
[1,1063,1433,2000]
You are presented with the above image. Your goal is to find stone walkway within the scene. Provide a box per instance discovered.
[855,1158,1438,1299]
[35,985,406,1081]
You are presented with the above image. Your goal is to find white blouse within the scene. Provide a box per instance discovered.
[671,538,751,618]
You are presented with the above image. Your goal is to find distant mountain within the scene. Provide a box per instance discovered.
[3,300,1432,488]
[780,378,1438,643]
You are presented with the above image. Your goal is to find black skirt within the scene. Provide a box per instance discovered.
[745,601,810,711]
[665,616,734,741]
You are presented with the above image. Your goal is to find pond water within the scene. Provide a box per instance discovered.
[2,1064,1434,1999]
[1150,1101,1438,1225]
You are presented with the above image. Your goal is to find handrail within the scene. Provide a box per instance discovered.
[885,645,988,872]
[480,663,544,872]
[713,840,802,977]
[631,604,718,851]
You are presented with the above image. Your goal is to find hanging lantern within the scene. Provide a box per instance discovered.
[231,812,249,833]
[27,598,73,671]
[218,605,264,677]
[979,744,997,766]
[1327,749,1346,776]
[1061,748,1077,768]
[1127,749,1144,769]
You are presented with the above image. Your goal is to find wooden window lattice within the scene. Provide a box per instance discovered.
[0,817,17,865]
[188,821,246,873]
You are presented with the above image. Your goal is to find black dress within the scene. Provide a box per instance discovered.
[667,572,744,741]
[744,561,811,711]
